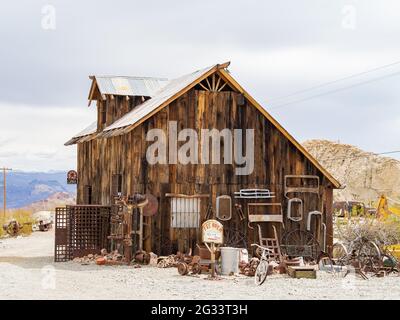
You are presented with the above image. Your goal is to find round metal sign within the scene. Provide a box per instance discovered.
[202,219,224,244]
[142,193,158,217]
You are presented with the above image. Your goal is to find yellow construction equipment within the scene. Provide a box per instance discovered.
[376,195,400,220]
[376,195,400,259]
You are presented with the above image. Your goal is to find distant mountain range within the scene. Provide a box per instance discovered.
[0,171,76,209]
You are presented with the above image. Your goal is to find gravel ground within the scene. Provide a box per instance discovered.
[0,230,399,300]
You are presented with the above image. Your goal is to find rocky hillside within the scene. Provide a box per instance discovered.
[22,192,76,212]
[303,140,400,203]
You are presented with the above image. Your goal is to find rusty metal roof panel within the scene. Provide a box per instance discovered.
[103,65,216,132]
[95,76,169,97]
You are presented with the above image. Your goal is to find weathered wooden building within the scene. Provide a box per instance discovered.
[65,62,340,256]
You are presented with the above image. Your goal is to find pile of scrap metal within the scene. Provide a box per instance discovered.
[157,251,195,270]
[239,257,260,276]
[157,254,180,268]
[73,249,126,265]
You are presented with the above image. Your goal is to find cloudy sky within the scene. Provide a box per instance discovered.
[1,0,400,171]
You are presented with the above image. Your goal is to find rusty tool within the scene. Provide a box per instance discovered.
[234,203,245,221]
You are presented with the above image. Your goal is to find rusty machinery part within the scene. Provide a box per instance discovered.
[128,193,147,204]
[177,262,189,275]
[280,229,321,263]
[317,252,335,273]
[134,250,150,264]
[191,255,201,264]
[3,220,22,237]
[234,203,245,221]
[191,262,202,274]
[357,240,382,277]
[143,193,159,217]
[381,253,400,275]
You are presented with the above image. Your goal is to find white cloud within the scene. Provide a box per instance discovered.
[0,103,95,171]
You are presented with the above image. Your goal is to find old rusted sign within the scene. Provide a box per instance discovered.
[202,219,223,244]
[67,170,77,184]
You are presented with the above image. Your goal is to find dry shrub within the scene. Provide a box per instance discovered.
[335,217,400,249]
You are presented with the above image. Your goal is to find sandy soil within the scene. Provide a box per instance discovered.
[0,230,399,300]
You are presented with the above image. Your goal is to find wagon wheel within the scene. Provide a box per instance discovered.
[191,263,201,275]
[330,242,350,274]
[177,262,189,276]
[357,240,382,277]
[332,242,349,265]
[281,229,321,263]
[223,227,247,248]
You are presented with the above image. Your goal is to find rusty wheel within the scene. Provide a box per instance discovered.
[191,263,201,274]
[358,240,382,277]
[177,262,189,276]
[281,229,321,263]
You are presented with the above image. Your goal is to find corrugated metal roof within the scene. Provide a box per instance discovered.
[102,65,216,132]
[64,121,97,145]
[73,121,97,138]
[94,76,169,97]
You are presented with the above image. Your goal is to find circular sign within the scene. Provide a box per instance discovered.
[67,170,77,184]
[143,193,158,217]
[202,219,224,244]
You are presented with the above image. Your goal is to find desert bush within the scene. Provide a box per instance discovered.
[335,217,400,249]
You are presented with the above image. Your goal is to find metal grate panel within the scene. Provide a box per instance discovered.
[55,207,71,262]
[54,205,111,262]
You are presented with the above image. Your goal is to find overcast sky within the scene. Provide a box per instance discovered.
[1,0,400,171]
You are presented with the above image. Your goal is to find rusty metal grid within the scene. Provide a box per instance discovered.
[68,205,111,259]
[55,205,111,262]
[55,207,71,262]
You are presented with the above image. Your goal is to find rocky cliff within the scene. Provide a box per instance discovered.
[303,140,400,203]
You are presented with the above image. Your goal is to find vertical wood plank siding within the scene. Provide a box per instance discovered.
[77,89,334,254]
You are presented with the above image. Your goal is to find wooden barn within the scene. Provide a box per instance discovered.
[64,62,340,259]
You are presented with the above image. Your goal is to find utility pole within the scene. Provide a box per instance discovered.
[2,167,12,219]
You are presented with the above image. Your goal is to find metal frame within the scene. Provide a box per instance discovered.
[247,203,284,228]
[284,175,320,199]
[216,195,232,221]
[287,198,303,222]
[234,189,275,199]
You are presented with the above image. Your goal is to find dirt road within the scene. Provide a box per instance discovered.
[0,231,399,299]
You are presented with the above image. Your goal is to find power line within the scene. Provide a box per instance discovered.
[268,58,400,104]
[270,70,400,110]
[315,150,400,163]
